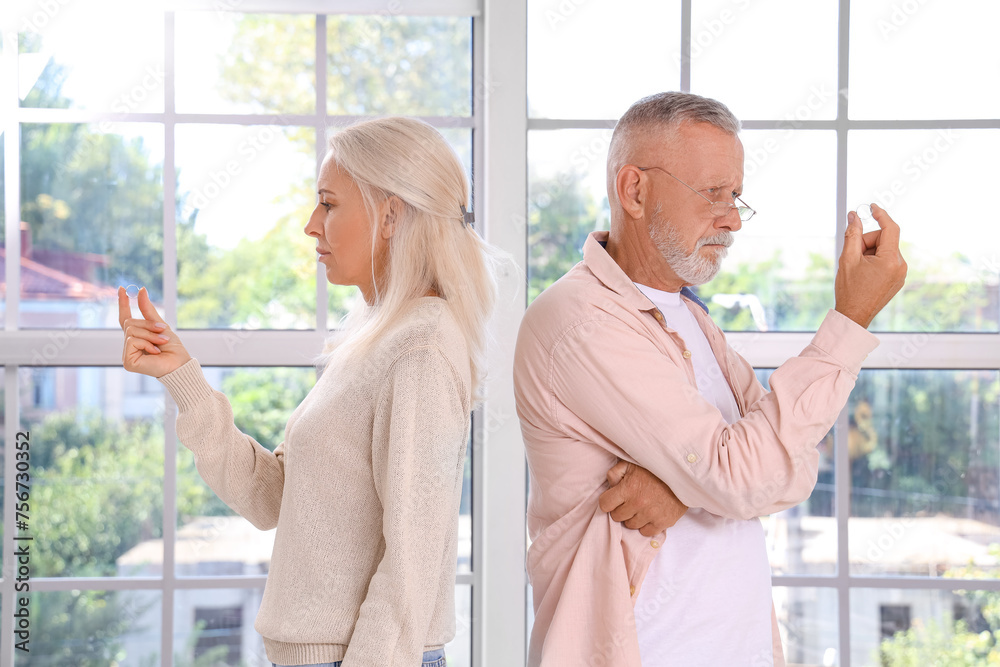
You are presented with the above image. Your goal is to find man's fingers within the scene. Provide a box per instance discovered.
[598,484,625,513]
[842,210,864,259]
[606,460,631,487]
[117,286,132,331]
[136,287,166,325]
[610,503,635,524]
[861,229,881,254]
[870,203,901,251]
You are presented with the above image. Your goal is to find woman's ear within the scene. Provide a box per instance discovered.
[379,196,402,240]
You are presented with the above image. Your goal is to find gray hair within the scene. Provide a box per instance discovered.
[607,92,741,202]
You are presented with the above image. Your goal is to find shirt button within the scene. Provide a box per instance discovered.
[630,585,636,596]
[653,311,663,321]
[650,540,660,549]
[686,453,697,463]
[682,350,692,359]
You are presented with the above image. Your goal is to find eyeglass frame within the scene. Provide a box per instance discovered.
[635,165,756,222]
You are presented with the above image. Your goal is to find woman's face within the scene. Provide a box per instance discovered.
[304,156,388,303]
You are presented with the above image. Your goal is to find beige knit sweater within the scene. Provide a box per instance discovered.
[158,297,471,666]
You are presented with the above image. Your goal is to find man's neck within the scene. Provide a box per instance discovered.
[606,224,687,293]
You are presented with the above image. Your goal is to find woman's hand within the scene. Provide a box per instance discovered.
[118,286,192,378]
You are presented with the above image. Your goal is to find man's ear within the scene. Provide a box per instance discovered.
[379,196,402,240]
[616,165,647,220]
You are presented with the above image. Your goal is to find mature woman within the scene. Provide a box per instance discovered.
[118,117,498,666]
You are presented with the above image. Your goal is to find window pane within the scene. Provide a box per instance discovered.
[20,122,163,329]
[774,586,839,666]
[16,590,161,665]
[528,0,681,119]
[698,129,837,332]
[447,584,473,667]
[176,367,316,576]
[851,588,1000,666]
[174,588,268,666]
[757,370,837,576]
[20,367,164,577]
[176,125,315,329]
[527,129,612,301]
[175,13,315,115]
[691,0,839,121]
[848,129,1000,332]
[849,370,1000,577]
[327,16,471,116]
[1,376,5,573]
[18,2,164,111]
[849,0,1000,120]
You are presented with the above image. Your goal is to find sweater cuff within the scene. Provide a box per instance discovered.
[157,358,216,411]
[811,309,880,376]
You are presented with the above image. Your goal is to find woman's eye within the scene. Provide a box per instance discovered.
[320,202,332,210]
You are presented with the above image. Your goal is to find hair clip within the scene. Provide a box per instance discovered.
[460,204,475,227]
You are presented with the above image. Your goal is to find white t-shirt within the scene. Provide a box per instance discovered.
[632,283,773,666]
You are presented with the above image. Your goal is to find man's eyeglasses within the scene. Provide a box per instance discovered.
[636,166,756,222]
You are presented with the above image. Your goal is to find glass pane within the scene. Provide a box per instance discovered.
[849,0,1000,120]
[774,586,839,666]
[849,370,1000,577]
[176,125,315,329]
[757,370,837,576]
[177,367,316,576]
[20,122,164,329]
[1,377,5,573]
[446,584,473,667]
[174,588,268,666]
[847,129,1000,332]
[528,0,681,119]
[327,16,471,116]
[19,367,164,577]
[691,0,839,121]
[527,129,612,302]
[16,590,161,665]
[851,587,1000,666]
[698,129,837,332]
[19,2,164,111]
[176,13,315,115]
[458,445,472,574]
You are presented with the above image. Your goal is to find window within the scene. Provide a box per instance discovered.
[527,0,1000,665]
[1,2,482,665]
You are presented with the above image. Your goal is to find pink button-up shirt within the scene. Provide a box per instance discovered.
[514,231,879,667]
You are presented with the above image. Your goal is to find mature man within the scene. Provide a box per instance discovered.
[513,92,906,666]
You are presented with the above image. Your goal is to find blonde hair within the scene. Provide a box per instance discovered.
[317,117,498,399]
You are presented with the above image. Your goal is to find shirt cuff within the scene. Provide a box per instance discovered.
[157,358,216,411]
[811,309,880,376]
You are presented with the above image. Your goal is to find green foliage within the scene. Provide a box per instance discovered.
[528,172,604,302]
[22,590,158,667]
[879,546,1000,665]
[222,367,316,448]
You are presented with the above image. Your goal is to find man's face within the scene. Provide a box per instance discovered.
[644,122,745,286]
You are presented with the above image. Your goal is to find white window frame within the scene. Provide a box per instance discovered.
[524,1,1000,665]
[0,2,530,665]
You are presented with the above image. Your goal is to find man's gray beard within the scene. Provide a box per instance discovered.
[647,206,733,286]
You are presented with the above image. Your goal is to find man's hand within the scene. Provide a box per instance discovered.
[598,461,688,536]
[834,202,907,328]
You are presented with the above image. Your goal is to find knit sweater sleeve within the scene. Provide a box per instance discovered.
[341,344,470,666]
[158,358,284,530]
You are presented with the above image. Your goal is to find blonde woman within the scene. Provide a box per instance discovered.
[119,117,497,666]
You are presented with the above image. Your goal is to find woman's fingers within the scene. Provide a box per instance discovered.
[124,323,170,347]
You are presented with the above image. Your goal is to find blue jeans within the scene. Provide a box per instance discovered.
[274,648,446,667]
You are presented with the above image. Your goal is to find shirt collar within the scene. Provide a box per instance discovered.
[584,231,710,314]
